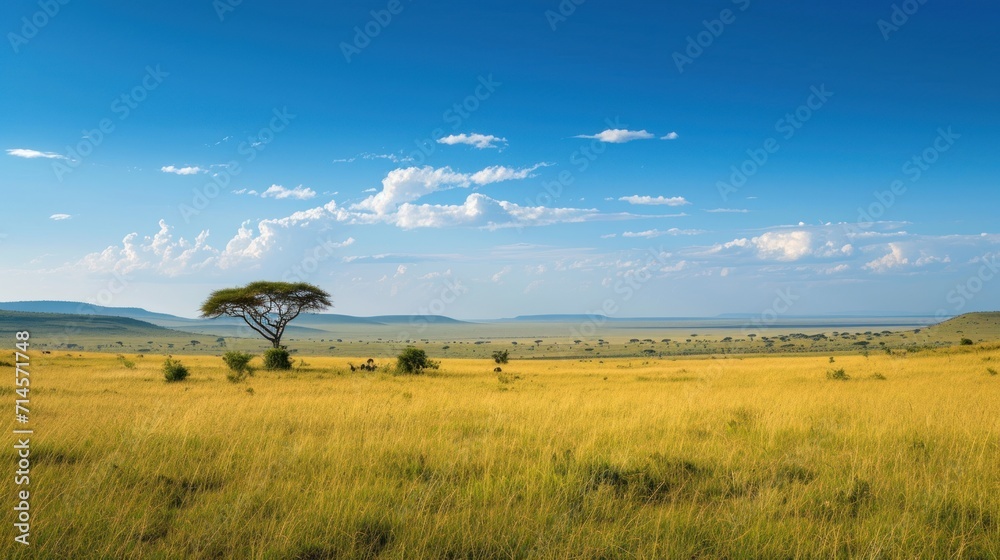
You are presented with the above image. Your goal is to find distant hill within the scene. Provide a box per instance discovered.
[367,315,467,324]
[920,312,1000,344]
[504,314,610,322]
[0,310,176,337]
[0,301,469,329]
[0,300,196,323]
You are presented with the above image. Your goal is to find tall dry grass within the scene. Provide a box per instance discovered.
[3,347,998,558]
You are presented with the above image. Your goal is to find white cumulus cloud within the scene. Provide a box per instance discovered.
[437,133,507,149]
[661,132,679,140]
[574,129,655,143]
[752,231,814,262]
[864,243,909,273]
[161,165,206,175]
[261,185,317,200]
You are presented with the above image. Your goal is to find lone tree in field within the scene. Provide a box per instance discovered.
[200,281,332,349]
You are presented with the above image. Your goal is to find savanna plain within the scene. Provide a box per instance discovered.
[3,317,1000,559]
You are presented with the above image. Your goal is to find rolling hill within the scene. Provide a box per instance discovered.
[919,312,1000,344]
[0,310,181,344]
[0,301,469,329]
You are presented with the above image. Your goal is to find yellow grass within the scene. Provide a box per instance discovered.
[4,347,999,558]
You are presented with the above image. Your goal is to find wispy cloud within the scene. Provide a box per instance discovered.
[161,165,206,175]
[7,148,66,160]
[574,129,655,143]
[438,133,507,149]
[661,132,679,140]
[49,213,72,221]
[619,195,690,206]
[260,185,316,200]
[622,228,705,238]
[491,266,511,283]
[705,208,749,213]
[353,164,548,215]
[334,152,415,164]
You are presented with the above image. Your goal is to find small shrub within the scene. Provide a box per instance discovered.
[960,338,974,346]
[988,368,998,376]
[0,360,13,368]
[223,351,255,382]
[491,349,509,364]
[871,373,887,380]
[829,357,835,363]
[116,354,136,369]
[263,348,292,370]
[162,358,189,382]
[222,351,254,373]
[826,368,850,381]
[396,347,439,375]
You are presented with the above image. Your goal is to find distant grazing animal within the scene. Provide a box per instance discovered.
[494,367,502,373]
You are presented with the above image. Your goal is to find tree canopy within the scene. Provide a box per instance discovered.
[200,281,332,348]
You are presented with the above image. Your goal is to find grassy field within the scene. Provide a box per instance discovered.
[4,340,1000,558]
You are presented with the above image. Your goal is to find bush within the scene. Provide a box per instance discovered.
[826,368,850,381]
[492,349,509,365]
[222,351,255,382]
[263,348,292,370]
[960,338,974,346]
[162,358,189,382]
[396,347,439,375]
[116,354,136,369]
[988,368,998,376]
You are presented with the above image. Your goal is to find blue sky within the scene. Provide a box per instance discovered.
[2,0,998,319]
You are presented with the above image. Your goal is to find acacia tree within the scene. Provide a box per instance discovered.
[200,281,332,348]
